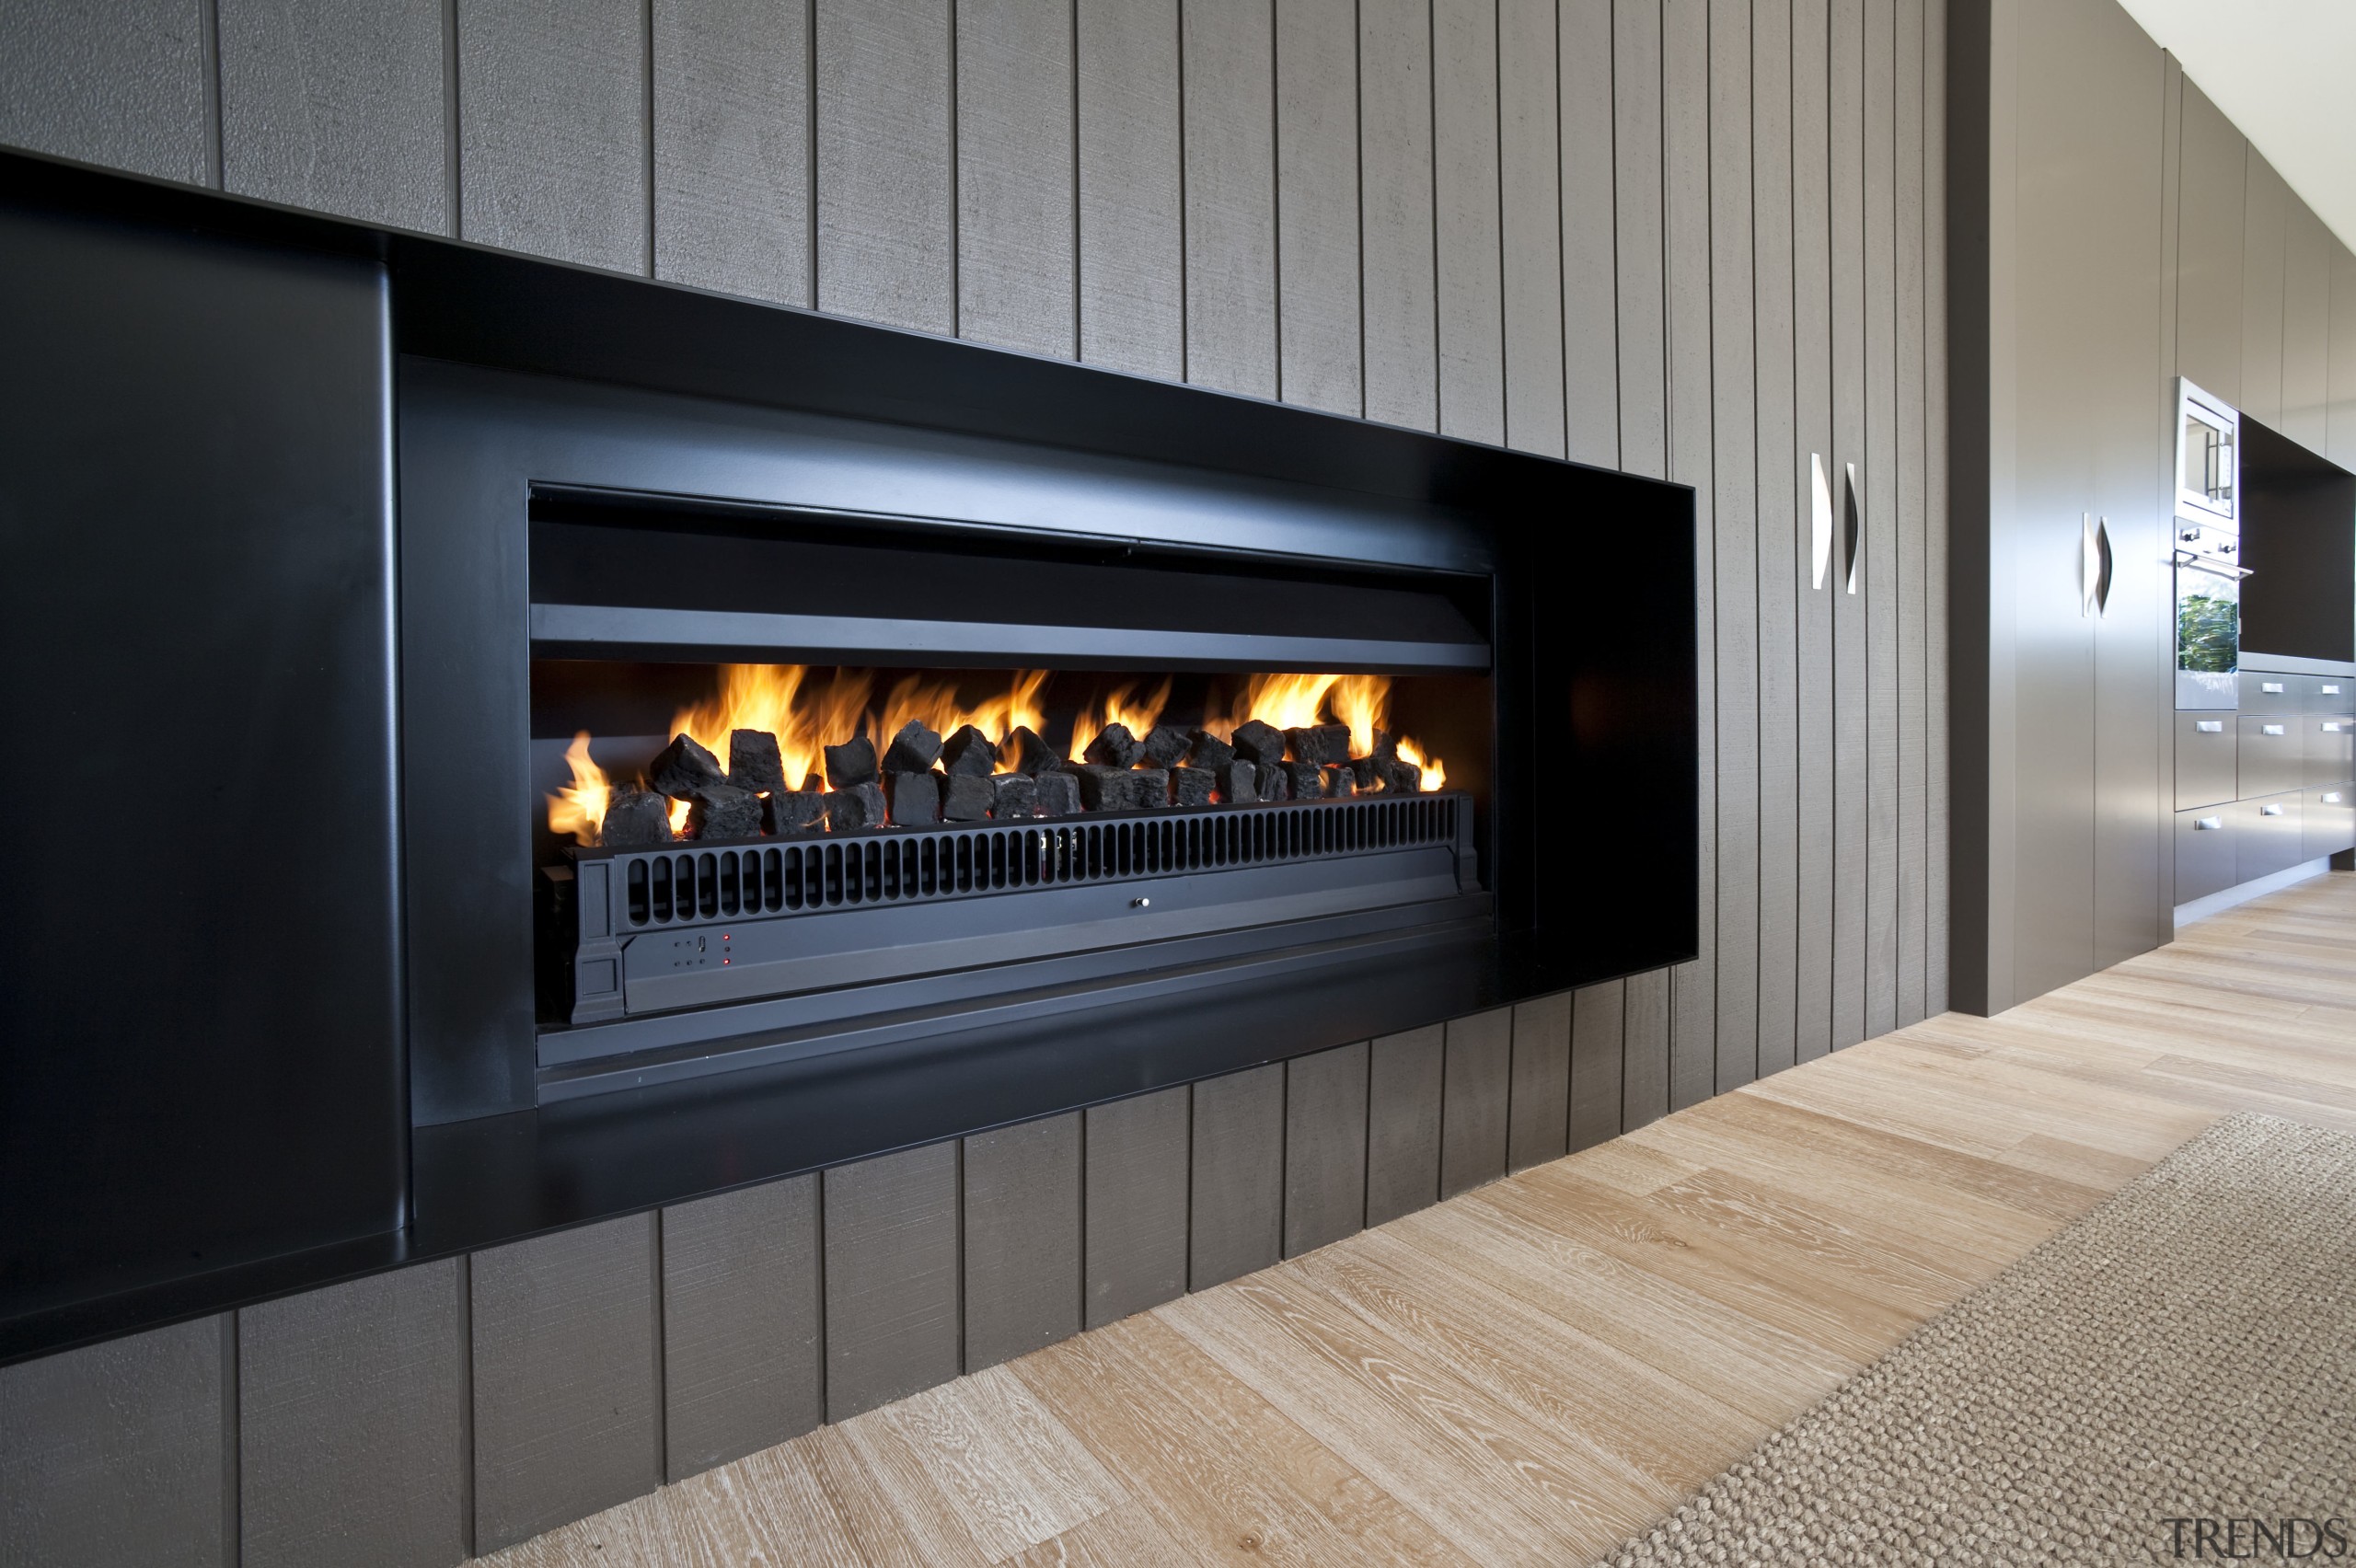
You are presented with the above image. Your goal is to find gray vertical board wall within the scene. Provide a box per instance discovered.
[2173,78,2245,406]
[815,0,953,332]
[469,1216,662,1553]
[1568,982,1627,1151]
[651,0,812,306]
[2239,147,2289,429]
[1438,1008,1512,1197]
[1181,0,1278,397]
[963,1113,1082,1370]
[0,0,213,187]
[1561,0,1620,467]
[1076,0,1184,378]
[1827,0,1869,1049]
[1863,0,1900,1041]
[0,1316,227,1568]
[1923,0,1951,1018]
[822,1142,963,1420]
[1664,0,1717,1113]
[1359,0,1438,433]
[957,0,1078,358]
[1276,0,1364,415]
[1894,0,1928,1030]
[217,0,448,232]
[659,1176,823,1479]
[1081,1087,1191,1328]
[1507,993,1572,1170]
[1283,1042,1371,1256]
[1434,0,1505,444]
[457,0,649,275]
[1365,1023,1446,1225]
[1791,0,1837,1061]
[1752,0,1803,1076]
[238,1262,466,1568]
[1709,0,1761,1094]
[1500,0,1567,457]
[1189,1064,1286,1289]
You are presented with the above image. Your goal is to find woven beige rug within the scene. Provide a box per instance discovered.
[1603,1113,2356,1566]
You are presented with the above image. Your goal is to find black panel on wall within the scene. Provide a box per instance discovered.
[2239,417,2356,664]
[0,202,406,1319]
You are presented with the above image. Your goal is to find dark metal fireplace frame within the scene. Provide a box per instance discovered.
[0,144,1696,1364]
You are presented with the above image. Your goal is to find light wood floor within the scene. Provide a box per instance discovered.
[480,871,2356,1568]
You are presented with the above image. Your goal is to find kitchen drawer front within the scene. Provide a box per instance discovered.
[2235,793,2304,884]
[2304,786,2356,861]
[2304,713,2355,788]
[2240,672,2301,713]
[2304,675,2354,713]
[2238,714,2304,798]
[2176,806,2238,904]
[2174,714,2237,809]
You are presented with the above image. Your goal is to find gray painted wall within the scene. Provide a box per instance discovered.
[0,0,1956,1560]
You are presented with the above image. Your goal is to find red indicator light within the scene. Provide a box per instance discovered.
[722,957,730,964]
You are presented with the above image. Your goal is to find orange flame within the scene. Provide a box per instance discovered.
[1068,676,1173,762]
[547,732,613,847]
[875,669,1049,754]
[670,664,872,793]
[1226,673,1339,734]
[1396,733,1446,792]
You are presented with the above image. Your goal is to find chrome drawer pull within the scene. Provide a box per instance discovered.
[2263,681,2287,693]
[2324,723,2347,733]
[2327,685,2345,696]
[2327,794,2345,804]
[2261,803,2287,816]
[2195,721,2223,732]
[2194,817,2223,830]
[2262,724,2287,735]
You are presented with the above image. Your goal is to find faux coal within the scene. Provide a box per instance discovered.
[1282,761,1327,798]
[1082,722,1142,769]
[1034,770,1081,817]
[687,784,764,841]
[599,785,672,847]
[883,719,943,774]
[1286,723,1352,766]
[765,790,826,834]
[1218,760,1258,805]
[824,735,879,789]
[1071,764,1130,811]
[726,729,789,795]
[1321,765,1357,800]
[651,733,728,799]
[940,724,999,777]
[826,780,888,831]
[990,773,1038,819]
[1131,767,1171,809]
[1186,729,1238,771]
[941,774,994,821]
[1140,725,1193,768]
[1005,726,1059,776]
[1257,763,1291,801]
[884,770,941,824]
[1231,719,1288,767]
[1171,767,1216,809]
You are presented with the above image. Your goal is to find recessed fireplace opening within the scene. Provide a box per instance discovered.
[523,489,1499,1088]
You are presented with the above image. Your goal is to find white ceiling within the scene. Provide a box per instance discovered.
[2112,0,2356,253]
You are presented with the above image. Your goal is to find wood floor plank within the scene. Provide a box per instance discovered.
[476,871,2356,1568]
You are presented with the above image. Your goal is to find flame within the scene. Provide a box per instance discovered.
[875,669,1049,752]
[1327,674,1390,758]
[1228,673,1340,733]
[670,664,872,792]
[1226,672,1444,788]
[1068,676,1173,762]
[1395,733,1446,791]
[547,732,614,847]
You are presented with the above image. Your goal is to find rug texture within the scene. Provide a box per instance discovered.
[1603,1113,2356,1566]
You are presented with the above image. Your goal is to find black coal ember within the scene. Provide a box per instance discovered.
[824,735,879,789]
[599,786,672,847]
[687,784,764,841]
[650,733,728,799]
[1286,723,1352,766]
[1083,722,1142,768]
[1034,770,1081,817]
[1369,727,1400,764]
[990,773,1038,819]
[1005,726,1058,776]
[885,770,941,824]
[1140,725,1193,768]
[940,724,999,777]
[826,780,888,831]
[1131,767,1171,809]
[765,790,826,834]
[1257,763,1291,801]
[883,719,943,774]
[1170,767,1216,809]
[726,729,788,795]
[1072,764,1130,811]
[1231,719,1288,767]
[1186,729,1238,771]
[1283,761,1327,798]
[1386,757,1426,793]
[1348,755,1383,790]
[1322,765,1357,800]
[942,773,993,821]
[1218,760,1258,805]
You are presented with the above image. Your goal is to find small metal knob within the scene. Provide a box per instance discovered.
[1132,896,1150,908]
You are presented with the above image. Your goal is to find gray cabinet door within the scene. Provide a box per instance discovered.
[2175,79,2246,407]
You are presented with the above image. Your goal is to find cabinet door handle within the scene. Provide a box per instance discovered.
[2194,816,2223,830]
[2263,724,2288,736]
[2325,684,2344,696]
[2095,517,2113,614]
[2261,803,2287,816]
[2195,721,2223,732]
[2262,681,2287,693]
[2326,793,2345,804]
[2324,723,2347,733]
[1810,453,1833,590]
[1843,462,1863,595]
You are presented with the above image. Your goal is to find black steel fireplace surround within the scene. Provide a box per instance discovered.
[0,148,1696,1363]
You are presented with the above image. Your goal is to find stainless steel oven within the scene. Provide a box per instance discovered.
[2174,520,2246,709]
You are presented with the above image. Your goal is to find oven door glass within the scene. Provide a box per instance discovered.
[2175,540,2241,709]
